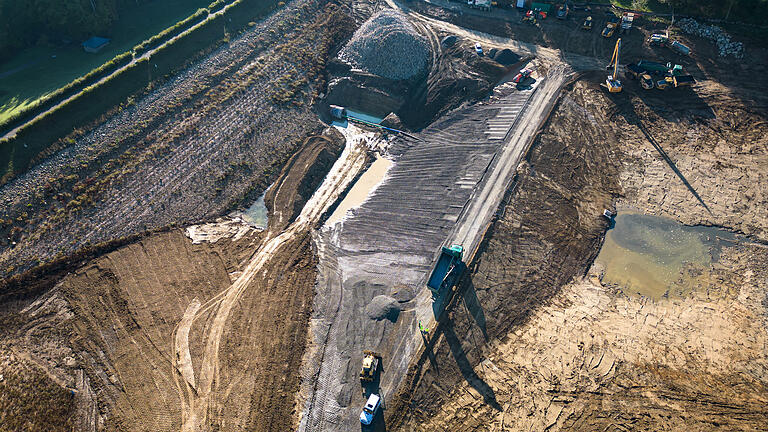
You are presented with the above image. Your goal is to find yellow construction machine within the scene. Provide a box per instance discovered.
[602,38,623,93]
[360,351,382,382]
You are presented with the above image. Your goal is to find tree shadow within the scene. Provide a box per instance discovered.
[442,323,502,411]
[462,279,488,340]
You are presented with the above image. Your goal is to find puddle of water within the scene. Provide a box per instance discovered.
[331,108,385,128]
[326,153,392,226]
[595,212,737,299]
[233,189,269,229]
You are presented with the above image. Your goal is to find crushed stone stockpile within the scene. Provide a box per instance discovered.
[338,10,430,80]
[677,18,744,58]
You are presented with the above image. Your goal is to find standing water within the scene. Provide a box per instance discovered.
[233,189,269,229]
[595,212,737,299]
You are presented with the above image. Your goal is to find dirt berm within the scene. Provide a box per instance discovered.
[265,130,345,233]
[0,130,347,431]
[386,78,768,431]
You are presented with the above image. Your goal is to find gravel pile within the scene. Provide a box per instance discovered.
[677,18,744,58]
[493,48,519,66]
[441,35,458,48]
[365,295,401,321]
[339,10,430,80]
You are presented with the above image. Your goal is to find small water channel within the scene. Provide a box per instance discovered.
[595,212,737,299]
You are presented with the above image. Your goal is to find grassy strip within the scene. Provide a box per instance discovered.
[0,0,281,186]
[0,51,133,135]
[133,8,210,57]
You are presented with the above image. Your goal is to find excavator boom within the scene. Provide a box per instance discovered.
[603,38,623,93]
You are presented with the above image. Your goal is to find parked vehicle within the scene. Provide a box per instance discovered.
[556,4,568,19]
[360,394,381,425]
[602,22,617,38]
[512,68,533,83]
[582,16,593,30]
[619,12,634,34]
[648,32,693,56]
[474,42,483,55]
[670,40,691,56]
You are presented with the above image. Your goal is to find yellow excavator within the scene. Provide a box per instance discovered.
[602,38,623,93]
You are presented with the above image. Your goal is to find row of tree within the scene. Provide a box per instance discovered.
[658,0,768,23]
[0,0,149,61]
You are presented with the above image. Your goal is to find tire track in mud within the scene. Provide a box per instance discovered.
[172,126,371,431]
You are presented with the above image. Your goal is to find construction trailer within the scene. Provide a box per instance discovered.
[427,245,465,298]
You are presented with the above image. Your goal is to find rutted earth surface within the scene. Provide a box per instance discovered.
[0,0,767,431]
[386,79,768,431]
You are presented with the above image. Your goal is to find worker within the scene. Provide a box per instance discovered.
[418,321,429,338]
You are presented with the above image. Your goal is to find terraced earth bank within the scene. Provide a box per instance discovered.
[386,78,768,431]
[0,0,355,283]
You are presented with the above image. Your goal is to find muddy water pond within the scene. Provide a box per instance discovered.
[595,212,737,299]
[326,154,392,225]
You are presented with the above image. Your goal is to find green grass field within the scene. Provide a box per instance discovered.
[0,0,211,125]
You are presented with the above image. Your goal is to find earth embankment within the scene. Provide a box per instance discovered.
[386,75,768,431]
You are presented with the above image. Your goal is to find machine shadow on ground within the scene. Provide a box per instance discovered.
[462,278,488,340]
[613,88,713,213]
[443,322,502,411]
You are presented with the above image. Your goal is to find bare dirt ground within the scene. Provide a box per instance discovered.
[386,72,768,431]
[0,127,357,431]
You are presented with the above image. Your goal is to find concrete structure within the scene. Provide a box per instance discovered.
[82,37,110,53]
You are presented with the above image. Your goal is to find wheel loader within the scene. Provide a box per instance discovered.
[360,351,382,382]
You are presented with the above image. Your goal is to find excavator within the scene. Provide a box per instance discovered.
[602,38,623,93]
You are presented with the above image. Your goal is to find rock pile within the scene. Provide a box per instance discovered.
[677,18,744,58]
[338,10,430,80]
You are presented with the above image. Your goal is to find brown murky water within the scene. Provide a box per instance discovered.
[596,212,736,299]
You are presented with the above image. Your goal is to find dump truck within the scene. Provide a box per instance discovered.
[656,74,696,90]
[427,245,465,297]
[635,60,683,76]
[625,63,654,89]
[360,351,381,382]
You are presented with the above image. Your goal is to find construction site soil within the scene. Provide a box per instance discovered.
[1,1,768,431]
[0,129,347,431]
[0,0,355,282]
[385,75,768,431]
